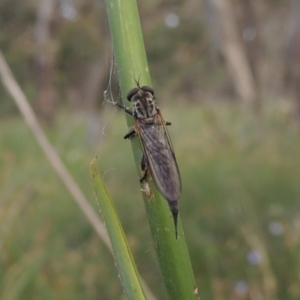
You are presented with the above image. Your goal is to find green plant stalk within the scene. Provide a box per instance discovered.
[90,158,146,300]
[105,0,199,299]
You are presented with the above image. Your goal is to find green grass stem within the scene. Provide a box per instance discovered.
[105,0,199,298]
[90,158,146,300]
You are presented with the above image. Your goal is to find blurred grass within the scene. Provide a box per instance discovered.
[1,102,300,299]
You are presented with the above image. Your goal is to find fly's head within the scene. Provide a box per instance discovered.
[127,85,158,120]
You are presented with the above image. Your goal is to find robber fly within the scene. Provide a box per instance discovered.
[116,83,182,238]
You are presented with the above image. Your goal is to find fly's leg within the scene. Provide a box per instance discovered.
[123,127,148,183]
[116,103,134,116]
[141,181,152,200]
[116,103,137,139]
[124,128,136,139]
[139,153,149,183]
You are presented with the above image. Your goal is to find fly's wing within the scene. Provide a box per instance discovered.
[136,113,181,202]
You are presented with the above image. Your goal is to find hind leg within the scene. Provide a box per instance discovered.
[139,153,148,182]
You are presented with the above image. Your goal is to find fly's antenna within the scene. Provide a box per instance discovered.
[134,76,141,88]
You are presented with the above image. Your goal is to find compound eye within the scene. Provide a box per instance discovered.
[127,88,139,101]
[141,86,154,95]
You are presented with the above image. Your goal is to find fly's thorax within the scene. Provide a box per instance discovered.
[133,95,158,120]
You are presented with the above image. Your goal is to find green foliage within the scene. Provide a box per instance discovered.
[1,103,300,299]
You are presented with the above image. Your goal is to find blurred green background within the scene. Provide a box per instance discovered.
[1,0,300,299]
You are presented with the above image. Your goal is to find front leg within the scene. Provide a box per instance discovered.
[116,102,134,116]
[116,103,137,139]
